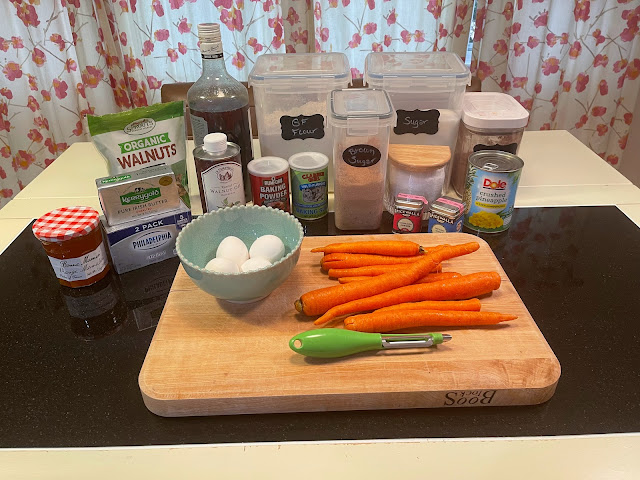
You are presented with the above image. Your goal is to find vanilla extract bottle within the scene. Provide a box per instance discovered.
[188,23,253,201]
[193,132,245,213]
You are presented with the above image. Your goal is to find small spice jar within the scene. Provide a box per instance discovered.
[32,206,110,288]
[451,92,529,196]
[247,156,291,212]
[384,144,451,216]
[288,151,329,220]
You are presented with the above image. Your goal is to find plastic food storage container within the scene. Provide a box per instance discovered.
[384,144,451,215]
[248,53,351,192]
[364,52,469,190]
[451,92,530,195]
[328,89,396,231]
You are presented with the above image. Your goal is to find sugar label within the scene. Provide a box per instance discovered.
[394,109,440,135]
[342,144,381,168]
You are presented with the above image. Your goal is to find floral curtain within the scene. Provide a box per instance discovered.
[314,0,474,78]
[470,0,640,167]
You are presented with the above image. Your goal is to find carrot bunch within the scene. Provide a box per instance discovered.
[294,239,518,332]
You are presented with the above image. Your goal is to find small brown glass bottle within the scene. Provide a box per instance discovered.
[194,132,246,213]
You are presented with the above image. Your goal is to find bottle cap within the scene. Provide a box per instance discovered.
[197,23,222,43]
[203,133,228,153]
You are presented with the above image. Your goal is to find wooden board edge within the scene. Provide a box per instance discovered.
[139,381,561,417]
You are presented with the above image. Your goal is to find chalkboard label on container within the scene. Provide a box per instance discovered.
[342,144,381,168]
[394,109,440,135]
[473,143,518,155]
[280,114,325,141]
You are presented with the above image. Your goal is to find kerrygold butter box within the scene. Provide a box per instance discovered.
[96,164,181,227]
[101,201,191,274]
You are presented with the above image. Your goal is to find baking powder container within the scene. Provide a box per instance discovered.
[384,144,451,217]
[451,92,529,195]
[32,206,110,288]
[288,152,329,220]
[463,150,524,233]
[328,88,396,230]
[247,156,291,212]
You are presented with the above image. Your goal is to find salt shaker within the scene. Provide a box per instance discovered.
[328,89,396,230]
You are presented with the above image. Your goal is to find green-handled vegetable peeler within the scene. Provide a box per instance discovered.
[289,328,451,358]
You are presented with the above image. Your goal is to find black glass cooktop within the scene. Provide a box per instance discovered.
[1,206,639,448]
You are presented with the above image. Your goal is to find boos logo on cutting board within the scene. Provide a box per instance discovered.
[124,118,156,135]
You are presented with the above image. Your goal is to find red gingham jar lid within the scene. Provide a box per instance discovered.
[32,206,100,242]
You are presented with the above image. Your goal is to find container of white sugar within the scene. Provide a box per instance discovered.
[364,52,469,191]
[328,89,396,231]
[248,53,351,193]
[384,144,451,217]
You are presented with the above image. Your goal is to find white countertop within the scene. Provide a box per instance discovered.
[1,130,640,478]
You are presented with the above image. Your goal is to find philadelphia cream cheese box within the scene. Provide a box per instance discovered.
[96,164,181,227]
[101,201,191,274]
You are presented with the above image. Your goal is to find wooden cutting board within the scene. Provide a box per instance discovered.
[139,233,560,417]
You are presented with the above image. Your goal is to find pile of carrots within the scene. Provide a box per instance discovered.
[293,240,517,332]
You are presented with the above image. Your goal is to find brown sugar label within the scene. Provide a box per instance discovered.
[473,143,518,154]
[394,109,440,135]
[342,144,381,168]
[280,114,325,141]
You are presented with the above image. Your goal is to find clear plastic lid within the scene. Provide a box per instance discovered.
[328,89,394,124]
[364,52,470,90]
[248,53,351,88]
[462,92,530,129]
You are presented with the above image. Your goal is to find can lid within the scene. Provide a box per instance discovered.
[462,92,530,129]
[248,156,289,177]
[288,152,329,172]
[469,150,524,172]
[203,132,228,153]
[389,144,451,170]
[33,206,100,242]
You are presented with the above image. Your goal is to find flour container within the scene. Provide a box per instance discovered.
[248,53,351,192]
[328,89,396,231]
[451,92,529,195]
[364,52,469,191]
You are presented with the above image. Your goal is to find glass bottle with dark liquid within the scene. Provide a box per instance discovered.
[188,23,253,201]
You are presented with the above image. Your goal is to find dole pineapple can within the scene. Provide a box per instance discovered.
[463,150,524,233]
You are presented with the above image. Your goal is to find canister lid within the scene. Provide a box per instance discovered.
[33,206,100,242]
[329,88,395,124]
[462,92,530,129]
[247,156,289,177]
[388,144,451,170]
[365,52,470,82]
[248,53,351,86]
[288,152,329,172]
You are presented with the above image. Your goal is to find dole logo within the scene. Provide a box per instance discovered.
[483,178,507,190]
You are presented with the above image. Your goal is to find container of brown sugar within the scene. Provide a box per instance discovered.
[451,92,529,196]
[328,88,396,230]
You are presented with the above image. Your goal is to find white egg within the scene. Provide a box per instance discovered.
[240,257,272,272]
[249,235,285,264]
[205,257,240,274]
[216,236,249,267]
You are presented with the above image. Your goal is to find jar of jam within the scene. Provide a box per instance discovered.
[32,206,110,288]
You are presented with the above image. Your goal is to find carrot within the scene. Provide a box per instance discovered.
[375,298,482,313]
[344,310,517,332]
[338,272,461,284]
[313,271,500,325]
[328,263,443,278]
[321,253,425,270]
[295,242,480,317]
[311,240,422,256]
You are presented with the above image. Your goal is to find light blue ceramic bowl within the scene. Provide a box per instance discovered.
[176,205,304,303]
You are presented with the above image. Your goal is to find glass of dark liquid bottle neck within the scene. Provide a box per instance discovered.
[188,30,253,202]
